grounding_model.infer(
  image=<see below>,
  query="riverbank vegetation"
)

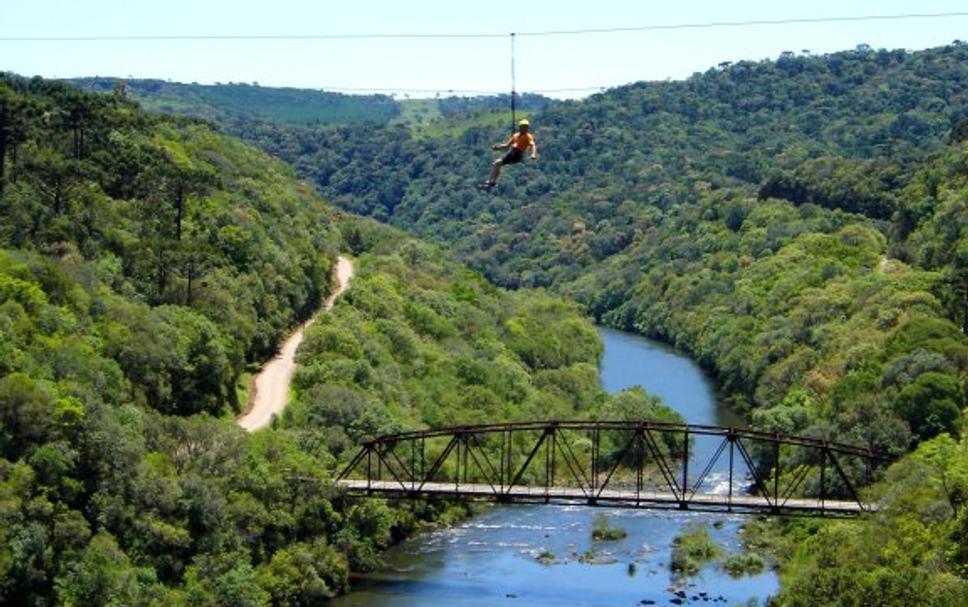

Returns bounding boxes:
[721,552,766,577]
[738,431,968,606]
[591,513,627,541]
[670,523,720,575]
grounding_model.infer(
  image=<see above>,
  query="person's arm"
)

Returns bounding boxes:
[530,138,538,160]
[493,135,513,151]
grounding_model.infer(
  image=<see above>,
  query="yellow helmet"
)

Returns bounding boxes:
[518,119,530,127]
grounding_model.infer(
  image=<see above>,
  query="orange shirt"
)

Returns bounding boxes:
[507,131,534,152]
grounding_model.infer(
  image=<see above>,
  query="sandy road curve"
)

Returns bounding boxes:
[237,256,354,431]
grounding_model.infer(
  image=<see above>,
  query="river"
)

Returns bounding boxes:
[330,327,779,606]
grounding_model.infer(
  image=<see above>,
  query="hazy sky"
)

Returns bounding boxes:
[3,1,967,97]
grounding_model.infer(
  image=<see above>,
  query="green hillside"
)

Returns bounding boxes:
[0,74,629,605]
[70,78,402,125]
[390,98,441,128]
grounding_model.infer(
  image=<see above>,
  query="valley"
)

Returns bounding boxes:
[3,35,968,607]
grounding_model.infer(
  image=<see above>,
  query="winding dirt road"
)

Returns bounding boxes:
[237,256,354,431]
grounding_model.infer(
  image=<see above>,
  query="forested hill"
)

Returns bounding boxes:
[0,75,630,604]
[237,43,968,253]
[70,77,557,128]
[70,77,402,125]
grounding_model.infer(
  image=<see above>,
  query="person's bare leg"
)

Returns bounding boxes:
[487,159,502,185]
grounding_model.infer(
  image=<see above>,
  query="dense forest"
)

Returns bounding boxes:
[12,40,968,605]
[183,43,968,604]
[229,43,968,239]
[0,74,634,605]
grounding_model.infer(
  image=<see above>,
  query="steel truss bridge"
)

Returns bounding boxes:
[335,421,886,517]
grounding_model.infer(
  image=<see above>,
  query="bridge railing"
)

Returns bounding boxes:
[336,421,889,516]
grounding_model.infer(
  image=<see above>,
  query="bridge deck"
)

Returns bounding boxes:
[336,480,871,515]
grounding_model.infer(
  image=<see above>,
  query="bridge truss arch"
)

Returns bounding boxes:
[336,421,887,517]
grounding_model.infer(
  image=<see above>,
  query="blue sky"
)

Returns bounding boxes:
[2,1,967,97]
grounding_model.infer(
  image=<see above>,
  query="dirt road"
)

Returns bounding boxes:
[237,256,354,431]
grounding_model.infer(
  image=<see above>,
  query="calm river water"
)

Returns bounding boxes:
[331,327,779,606]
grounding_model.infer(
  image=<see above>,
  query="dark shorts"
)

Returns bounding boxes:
[501,148,524,165]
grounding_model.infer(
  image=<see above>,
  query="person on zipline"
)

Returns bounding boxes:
[481,119,537,190]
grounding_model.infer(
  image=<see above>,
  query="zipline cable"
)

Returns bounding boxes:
[301,85,607,95]
[517,11,968,37]
[510,32,517,132]
[73,83,606,96]
[3,11,967,42]
[27,10,968,105]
